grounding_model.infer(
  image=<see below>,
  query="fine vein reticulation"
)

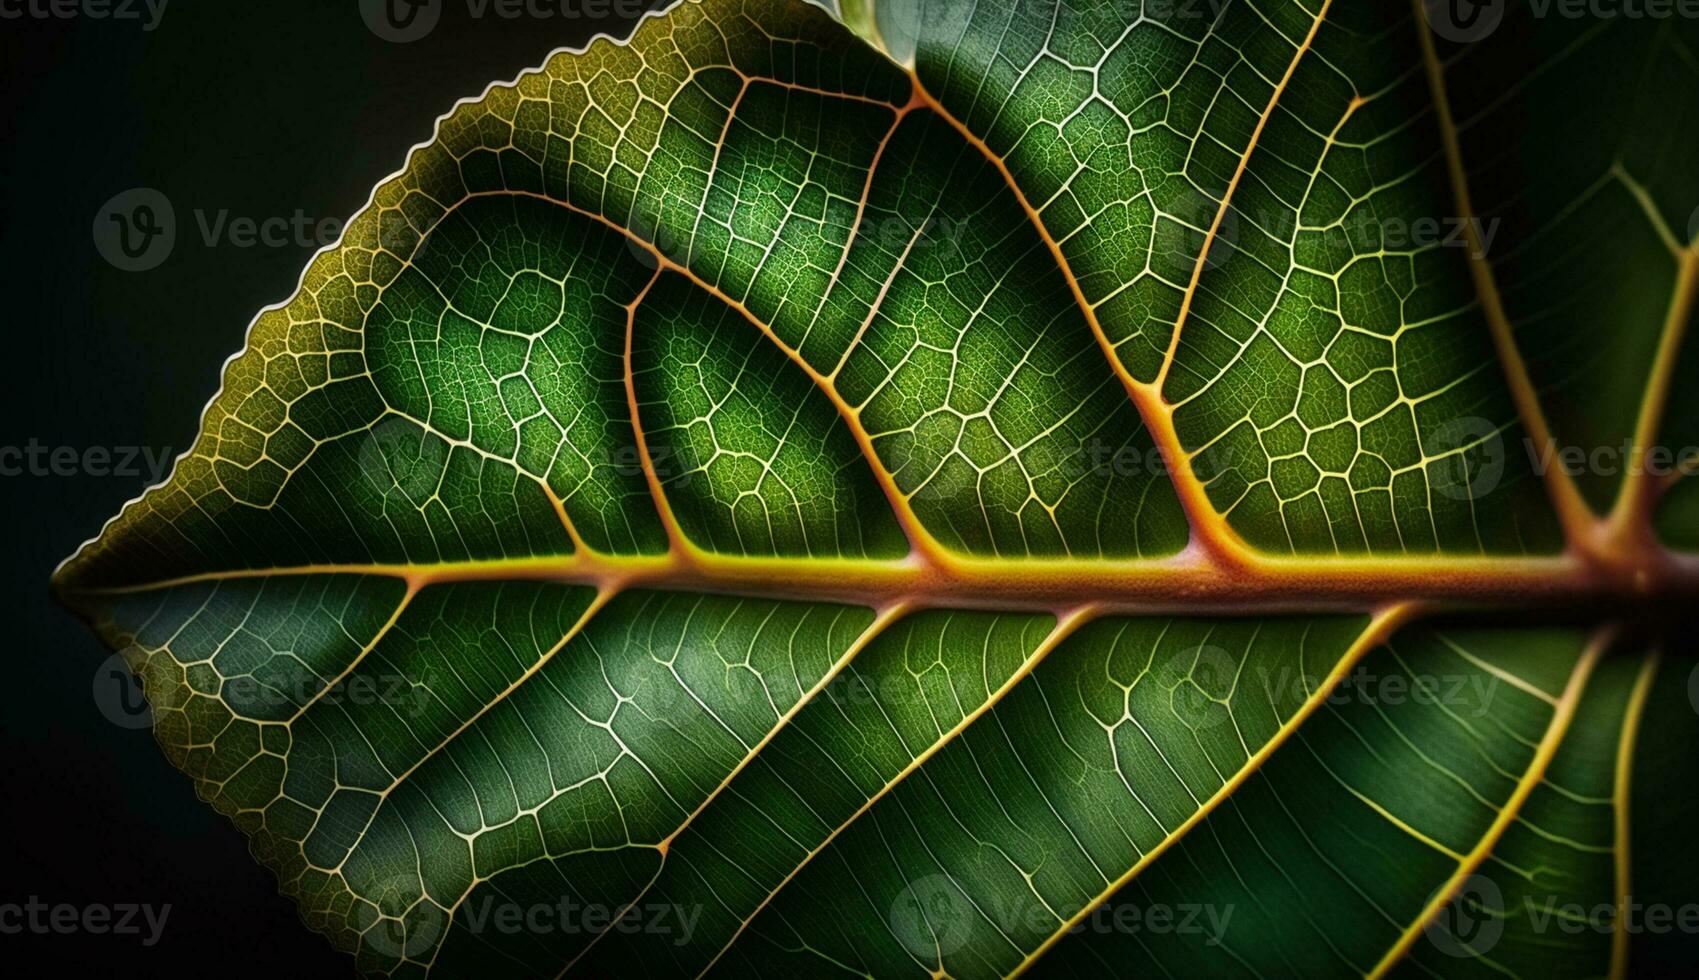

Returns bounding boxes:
[54,0,1699,977]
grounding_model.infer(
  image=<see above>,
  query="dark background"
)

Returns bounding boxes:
[0,1,663,974]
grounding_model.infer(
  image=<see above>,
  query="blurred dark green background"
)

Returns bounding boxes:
[0,1,662,974]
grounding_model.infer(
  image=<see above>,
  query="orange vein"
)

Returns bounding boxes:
[534,189,953,571]
[907,77,1255,570]
[542,483,592,555]
[623,266,695,559]
[1154,0,1336,390]
[821,92,922,377]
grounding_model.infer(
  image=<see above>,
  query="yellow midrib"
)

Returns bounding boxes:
[61,545,1699,615]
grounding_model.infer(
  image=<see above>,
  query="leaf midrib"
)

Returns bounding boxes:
[65,548,1695,614]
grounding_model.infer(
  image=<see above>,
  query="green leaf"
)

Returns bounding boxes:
[55,0,1699,977]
